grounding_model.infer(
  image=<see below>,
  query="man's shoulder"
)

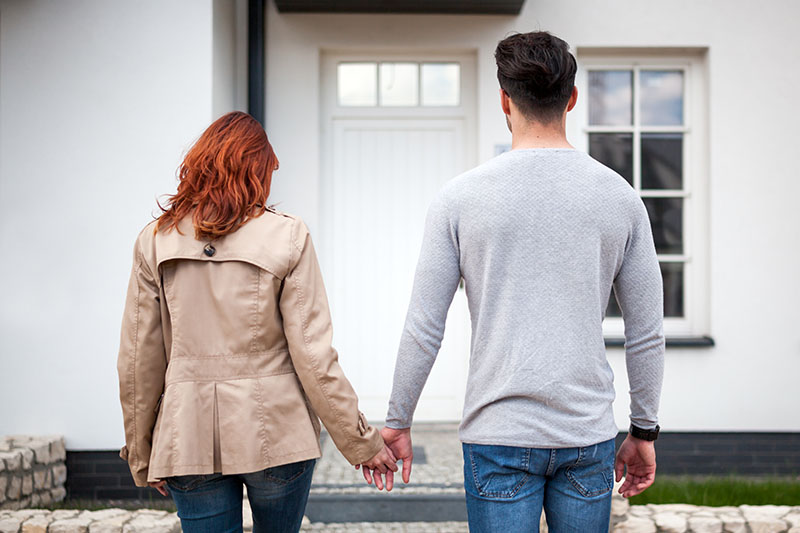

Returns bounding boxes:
[437,154,509,202]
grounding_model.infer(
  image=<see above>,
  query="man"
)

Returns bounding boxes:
[371,32,665,531]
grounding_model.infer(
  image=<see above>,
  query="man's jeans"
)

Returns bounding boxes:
[166,458,316,533]
[463,439,615,533]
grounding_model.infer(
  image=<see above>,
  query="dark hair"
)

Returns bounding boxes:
[495,32,577,123]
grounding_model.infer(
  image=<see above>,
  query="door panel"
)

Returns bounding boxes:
[324,119,469,420]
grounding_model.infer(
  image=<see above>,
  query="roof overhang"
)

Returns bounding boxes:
[274,0,525,15]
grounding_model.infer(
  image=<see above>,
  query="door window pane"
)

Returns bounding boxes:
[661,262,684,317]
[640,70,684,126]
[589,133,633,185]
[380,63,419,106]
[641,133,683,190]
[643,197,683,254]
[589,70,632,126]
[421,63,460,106]
[338,63,377,106]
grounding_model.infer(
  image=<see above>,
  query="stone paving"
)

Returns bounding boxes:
[312,424,464,495]
[3,503,800,532]
[1,424,799,532]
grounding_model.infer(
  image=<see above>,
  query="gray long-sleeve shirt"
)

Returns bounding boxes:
[385,148,665,448]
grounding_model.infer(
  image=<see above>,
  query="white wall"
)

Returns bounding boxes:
[265,0,800,432]
[0,0,221,449]
[1,0,797,452]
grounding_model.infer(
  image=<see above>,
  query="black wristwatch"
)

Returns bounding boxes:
[629,424,660,441]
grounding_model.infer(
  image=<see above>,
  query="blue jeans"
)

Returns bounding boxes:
[166,459,316,533]
[463,439,615,533]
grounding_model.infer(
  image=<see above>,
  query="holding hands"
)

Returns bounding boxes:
[356,427,414,491]
[356,444,398,490]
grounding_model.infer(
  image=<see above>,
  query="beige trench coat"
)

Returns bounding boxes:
[117,208,383,487]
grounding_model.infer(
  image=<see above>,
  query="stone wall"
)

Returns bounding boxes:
[0,436,67,510]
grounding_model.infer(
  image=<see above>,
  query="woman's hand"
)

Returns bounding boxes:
[148,480,169,497]
[355,444,398,491]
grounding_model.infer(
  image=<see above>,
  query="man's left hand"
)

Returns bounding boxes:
[614,435,656,498]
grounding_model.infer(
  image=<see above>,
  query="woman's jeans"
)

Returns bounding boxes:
[463,439,615,533]
[166,458,316,533]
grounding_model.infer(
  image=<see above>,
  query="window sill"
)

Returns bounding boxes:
[604,336,715,348]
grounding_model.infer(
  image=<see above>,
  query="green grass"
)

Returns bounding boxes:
[629,476,800,507]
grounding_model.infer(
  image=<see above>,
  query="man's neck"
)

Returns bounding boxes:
[510,116,573,150]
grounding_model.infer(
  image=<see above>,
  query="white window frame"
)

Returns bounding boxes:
[569,49,709,338]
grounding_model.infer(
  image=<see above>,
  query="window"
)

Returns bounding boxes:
[574,52,709,337]
[337,62,460,107]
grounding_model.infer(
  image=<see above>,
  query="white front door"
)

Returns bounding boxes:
[320,53,476,421]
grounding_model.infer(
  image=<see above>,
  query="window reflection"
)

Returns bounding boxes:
[643,197,683,255]
[641,133,683,190]
[589,70,632,126]
[640,70,684,126]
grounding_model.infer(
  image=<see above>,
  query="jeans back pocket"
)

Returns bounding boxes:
[465,443,531,499]
[565,439,615,498]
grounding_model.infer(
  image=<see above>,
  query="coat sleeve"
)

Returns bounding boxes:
[117,235,167,487]
[279,218,383,465]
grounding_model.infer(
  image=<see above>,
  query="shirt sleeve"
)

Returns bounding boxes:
[613,200,665,430]
[117,235,167,487]
[279,218,383,465]
[386,193,461,429]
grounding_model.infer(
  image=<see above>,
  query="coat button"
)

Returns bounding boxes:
[203,243,216,257]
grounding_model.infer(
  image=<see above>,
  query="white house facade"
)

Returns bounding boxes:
[1,0,798,496]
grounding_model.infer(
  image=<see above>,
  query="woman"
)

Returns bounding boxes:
[117,111,397,533]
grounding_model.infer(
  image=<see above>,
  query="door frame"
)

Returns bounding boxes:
[318,50,477,421]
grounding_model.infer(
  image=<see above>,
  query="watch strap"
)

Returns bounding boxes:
[629,423,660,441]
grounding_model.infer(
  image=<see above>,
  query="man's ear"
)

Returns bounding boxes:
[566,86,578,112]
[500,89,512,116]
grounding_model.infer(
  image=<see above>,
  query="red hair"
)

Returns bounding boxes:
[157,111,278,240]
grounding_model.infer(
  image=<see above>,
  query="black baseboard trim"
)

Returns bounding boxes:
[616,432,800,476]
[66,432,799,500]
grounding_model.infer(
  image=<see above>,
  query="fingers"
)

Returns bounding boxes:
[402,455,412,484]
[373,469,384,491]
[362,465,373,485]
[619,473,655,498]
[355,464,360,470]
[386,469,394,492]
[158,485,169,497]
[614,455,624,483]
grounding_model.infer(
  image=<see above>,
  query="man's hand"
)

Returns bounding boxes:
[148,480,168,497]
[357,444,398,491]
[381,427,413,485]
[614,435,656,498]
